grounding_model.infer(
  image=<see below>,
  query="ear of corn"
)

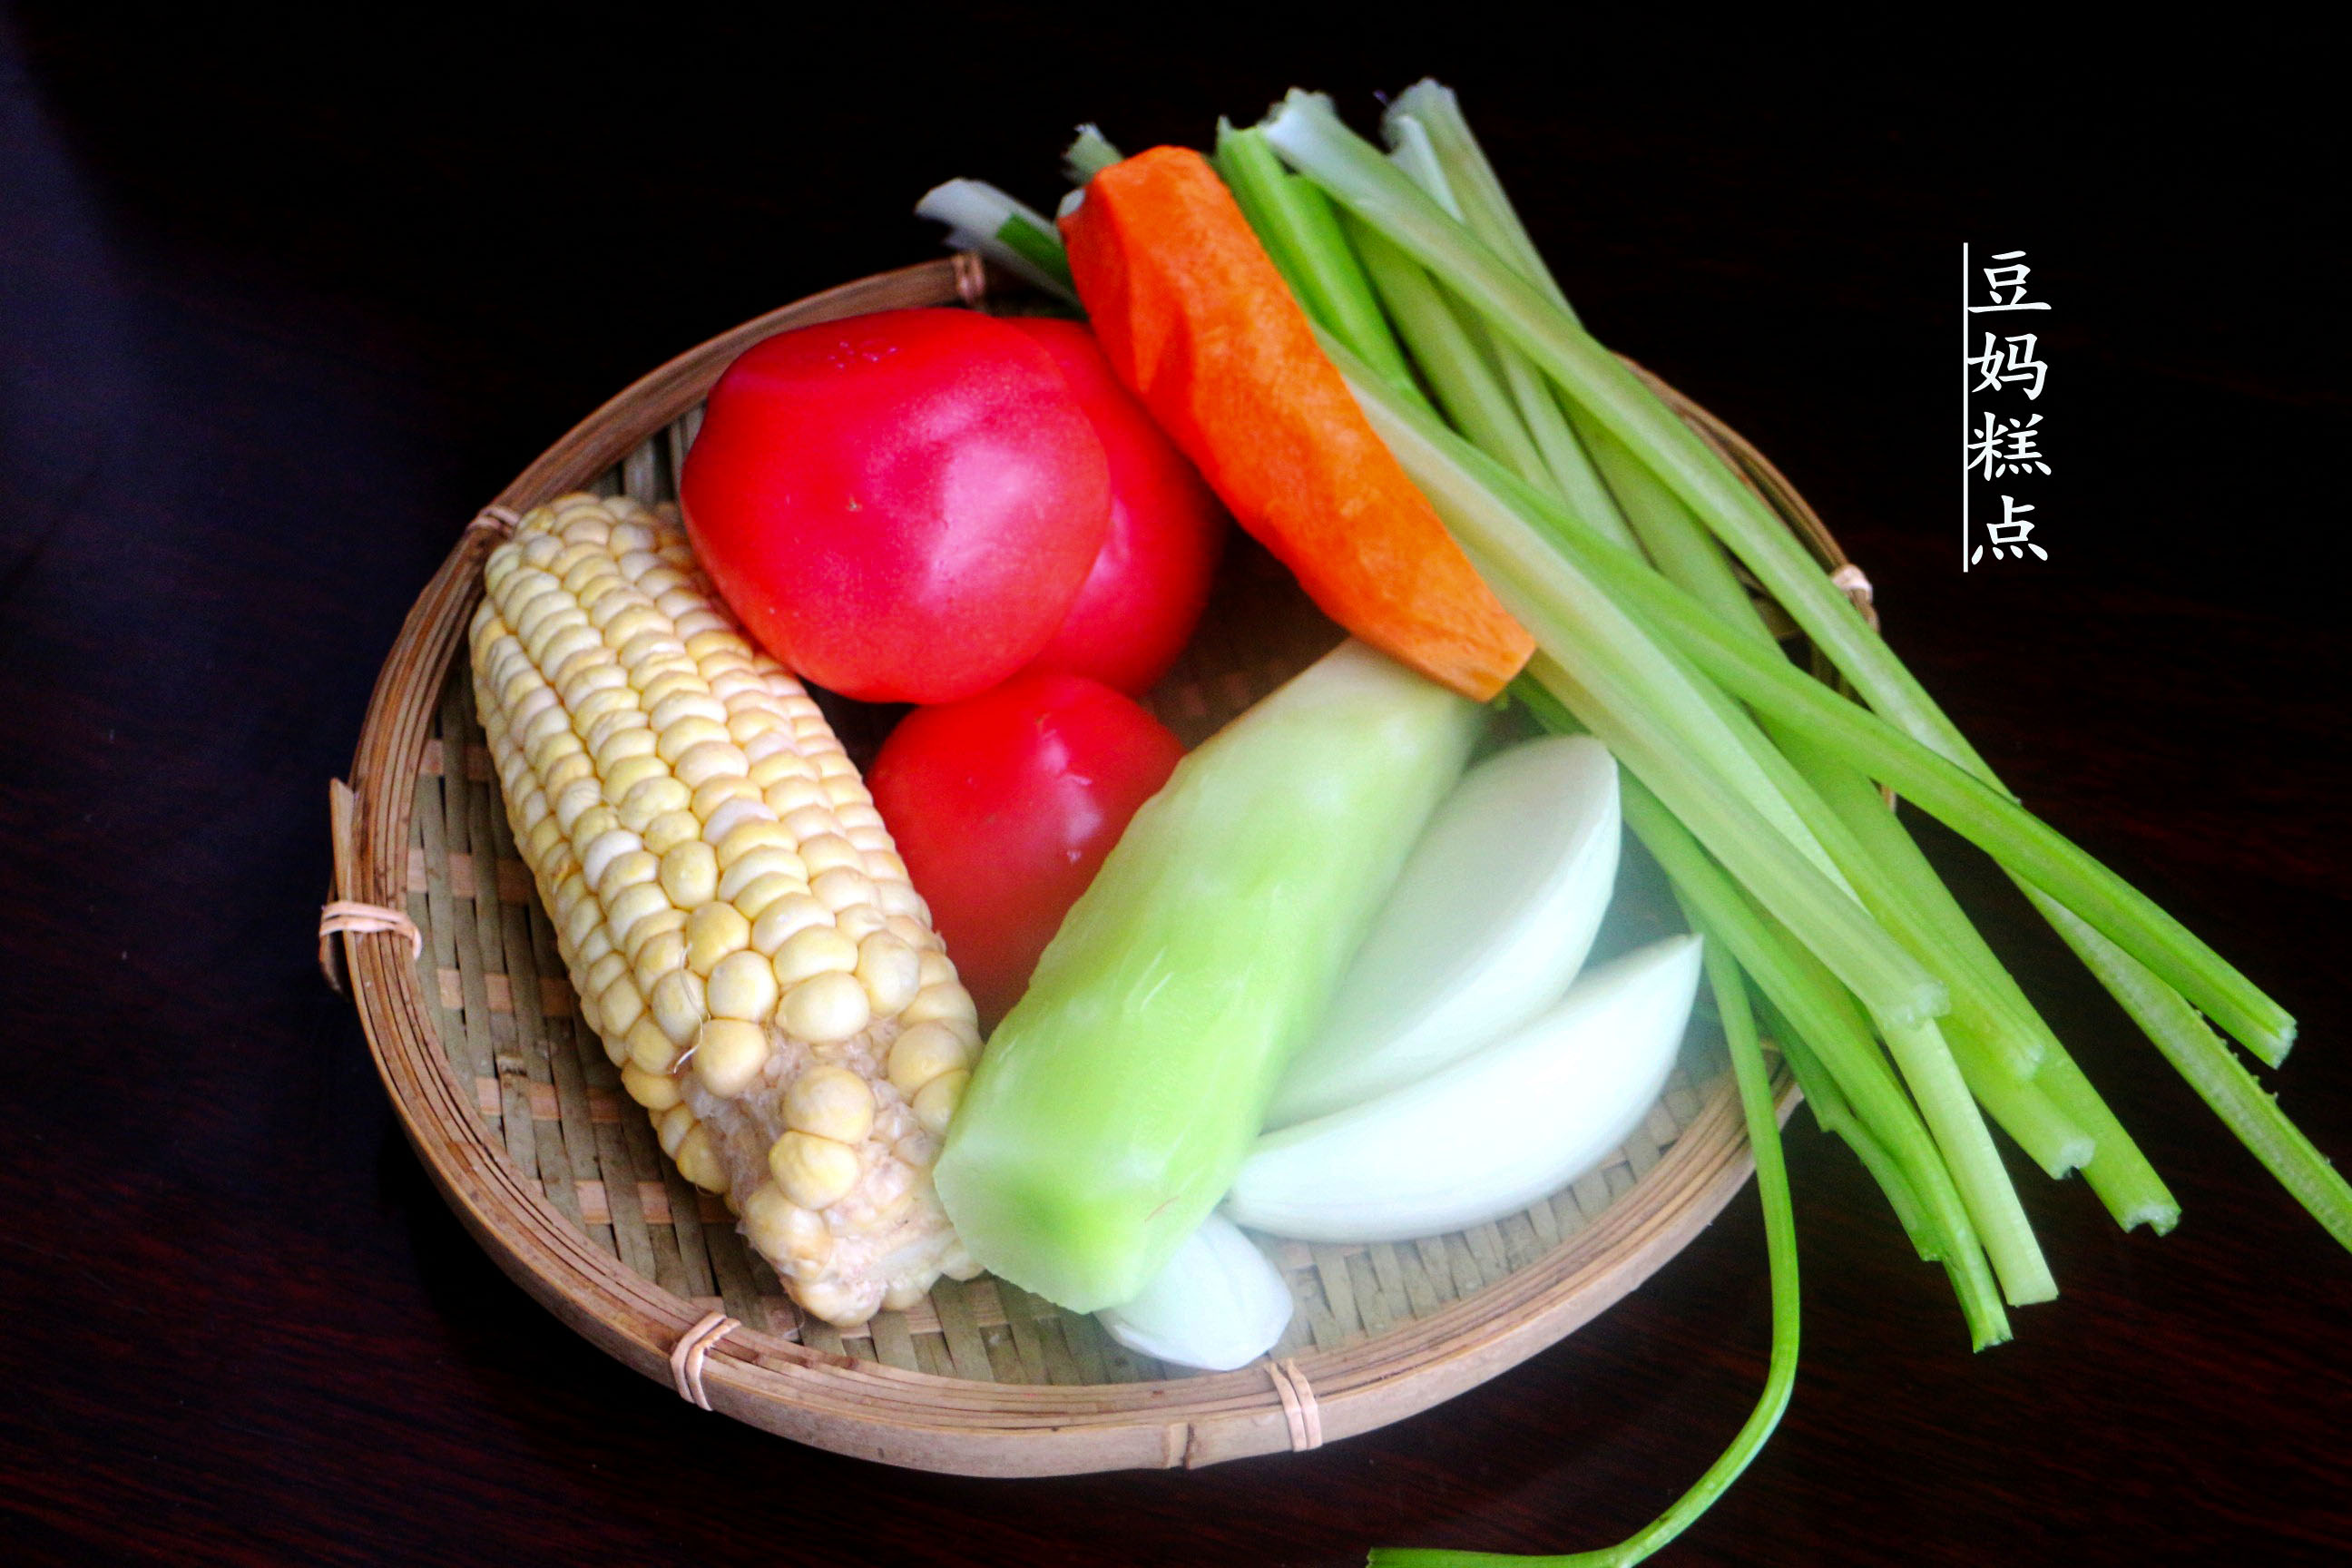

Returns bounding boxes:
[469,493,984,1328]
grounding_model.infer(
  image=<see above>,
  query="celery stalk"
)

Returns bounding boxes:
[1385,81,1570,314]
[1944,1018,2094,1179]
[1346,214,1553,487]
[1338,365,1949,1029]
[1347,361,2289,1072]
[1349,342,2347,1250]
[1760,997,1945,1260]
[1617,771,2007,1349]
[2033,1044,2180,1233]
[1062,122,1124,183]
[933,642,1482,1311]
[2035,902,2349,1250]
[1787,738,2056,1079]
[1508,632,1942,1034]
[1384,114,1641,553]
[1264,92,2294,1062]
[1386,82,1757,596]
[1882,1015,2055,1306]
[1683,666,2058,1084]
[1212,122,1421,400]
[1406,158,2049,1089]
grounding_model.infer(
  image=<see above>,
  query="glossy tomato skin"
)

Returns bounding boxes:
[681,308,1111,704]
[867,672,1186,1024]
[1003,318,1228,695]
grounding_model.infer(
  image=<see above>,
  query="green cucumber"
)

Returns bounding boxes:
[933,640,1482,1311]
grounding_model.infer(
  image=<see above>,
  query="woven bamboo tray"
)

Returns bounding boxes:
[327,256,1863,1476]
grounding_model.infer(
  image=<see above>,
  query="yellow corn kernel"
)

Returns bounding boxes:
[719,845,808,905]
[903,982,979,1034]
[769,1132,859,1210]
[619,906,687,966]
[693,1018,770,1097]
[770,924,858,988]
[781,1064,876,1144]
[641,808,702,856]
[684,902,750,976]
[707,948,779,1022]
[674,1126,730,1193]
[630,926,689,992]
[658,1102,698,1158]
[781,970,870,1044]
[716,818,797,870]
[912,1070,969,1136]
[752,893,834,956]
[658,839,720,907]
[596,975,647,1038]
[811,866,877,914]
[741,1186,832,1265]
[856,933,922,1016]
[621,1060,681,1112]
[624,1015,678,1074]
[887,1021,974,1096]
[648,967,705,1047]
[729,874,801,924]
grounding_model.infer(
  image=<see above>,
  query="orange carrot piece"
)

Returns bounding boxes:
[1061,146,1534,701]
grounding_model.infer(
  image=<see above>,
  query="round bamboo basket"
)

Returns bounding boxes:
[326,256,1868,1477]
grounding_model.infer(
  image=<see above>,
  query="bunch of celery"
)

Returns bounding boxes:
[923,82,2345,1566]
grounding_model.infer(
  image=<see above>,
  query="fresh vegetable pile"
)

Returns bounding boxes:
[917,82,2346,1562]
[466,74,2349,1568]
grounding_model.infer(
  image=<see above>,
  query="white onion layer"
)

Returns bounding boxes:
[1228,934,1700,1243]
[1266,734,1621,1129]
[1097,1213,1294,1372]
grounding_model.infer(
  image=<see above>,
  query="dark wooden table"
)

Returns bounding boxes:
[5,15,2345,1565]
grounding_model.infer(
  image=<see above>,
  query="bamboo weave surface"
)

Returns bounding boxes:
[338,258,1825,1472]
[398,470,1724,1377]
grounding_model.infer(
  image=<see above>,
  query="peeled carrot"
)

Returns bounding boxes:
[1061,146,1534,701]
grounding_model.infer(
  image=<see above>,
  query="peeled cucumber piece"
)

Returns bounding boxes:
[1098,1214,1295,1372]
[1266,733,1621,1128]
[934,641,1483,1312]
[1225,934,1701,1243]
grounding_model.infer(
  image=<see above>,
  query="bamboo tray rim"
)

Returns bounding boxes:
[330,256,1838,1476]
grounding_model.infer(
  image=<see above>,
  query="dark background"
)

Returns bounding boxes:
[3,9,2345,1565]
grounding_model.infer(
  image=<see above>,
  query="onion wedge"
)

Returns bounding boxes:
[1226,934,1700,1243]
[1266,734,1621,1128]
[1098,1214,1295,1372]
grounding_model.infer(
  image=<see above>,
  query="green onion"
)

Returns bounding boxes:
[1370,926,1799,1568]
[911,178,1076,299]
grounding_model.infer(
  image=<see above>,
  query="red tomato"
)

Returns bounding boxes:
[867,673,1186,1024]
[1003,318,1228,695]
[680,308,1111,704]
